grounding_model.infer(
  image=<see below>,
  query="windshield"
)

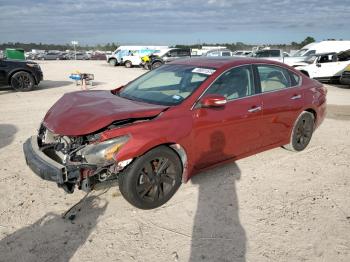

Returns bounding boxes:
[293,48,314,57]
[119,64,214,106]
[303,55,317,64]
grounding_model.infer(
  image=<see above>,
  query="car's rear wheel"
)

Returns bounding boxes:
[10,71,35,92]
[284,111,314,152]
[109,58,117,66]
[124,61,132,68]
[119,146,182,209]
[151,61,163,70]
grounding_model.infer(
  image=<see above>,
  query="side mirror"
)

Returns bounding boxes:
[199,95,227,108]
[316,63,321,67]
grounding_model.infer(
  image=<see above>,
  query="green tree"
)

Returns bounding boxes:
[300,36,315,47]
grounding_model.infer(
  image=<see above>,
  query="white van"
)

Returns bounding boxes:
[107,46,168,66]
[294,49,350,83]
[285,40,350,66]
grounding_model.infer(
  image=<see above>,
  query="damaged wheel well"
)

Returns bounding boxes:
[305,108,317,123]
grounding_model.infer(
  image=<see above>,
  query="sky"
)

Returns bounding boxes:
[0,0,349,45]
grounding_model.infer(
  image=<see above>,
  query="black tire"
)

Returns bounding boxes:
[151,61,163,70]
[119,146,182,209]
[284,111,314,152]
[109,58,117,66]
[124,61,132,68]
[10,71,35,92]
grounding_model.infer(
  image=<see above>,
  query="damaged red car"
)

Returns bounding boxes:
[23,57,326,209]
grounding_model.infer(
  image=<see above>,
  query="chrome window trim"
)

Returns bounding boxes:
[254,62,303,88]
[191,62,303,110]
[191,64,256,110]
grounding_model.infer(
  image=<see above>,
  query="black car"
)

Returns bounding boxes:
[0,59,43,91]
[144,48,191,70]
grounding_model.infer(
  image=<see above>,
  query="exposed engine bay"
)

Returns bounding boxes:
[37,124,132,194]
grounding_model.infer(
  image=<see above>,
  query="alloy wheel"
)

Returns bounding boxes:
[136,157,177,202]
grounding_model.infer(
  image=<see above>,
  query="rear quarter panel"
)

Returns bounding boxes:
[300,76,327,128]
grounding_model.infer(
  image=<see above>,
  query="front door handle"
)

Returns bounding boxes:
[248,106,262,113]
[291,94,302,100]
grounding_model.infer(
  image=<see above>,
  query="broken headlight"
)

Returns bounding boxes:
[80,135,129,166]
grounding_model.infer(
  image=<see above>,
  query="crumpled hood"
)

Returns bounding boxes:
[43,90,168,136]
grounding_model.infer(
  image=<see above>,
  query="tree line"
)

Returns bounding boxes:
[0,42,119,52]
[0,37,315,52]
[175,37,316,52]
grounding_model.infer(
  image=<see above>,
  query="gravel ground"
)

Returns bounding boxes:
[0,60,349,262]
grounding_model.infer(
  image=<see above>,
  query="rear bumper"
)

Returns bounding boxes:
[23,136,66,184]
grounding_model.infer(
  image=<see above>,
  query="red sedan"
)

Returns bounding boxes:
[23,57,327,209]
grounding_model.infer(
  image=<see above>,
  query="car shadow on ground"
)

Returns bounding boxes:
[0,196,107,262]
[0,86,14,95]
[37,80,73,90]
[189,131,246,261]
[0,124,17,149]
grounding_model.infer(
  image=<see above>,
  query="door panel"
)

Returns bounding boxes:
[256,64,304,147]
[0,61,8,83]
[261,88,304,146]
[192,65,263,169]
[192,96,263,169]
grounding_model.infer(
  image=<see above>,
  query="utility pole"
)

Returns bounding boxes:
[71,40,78,60]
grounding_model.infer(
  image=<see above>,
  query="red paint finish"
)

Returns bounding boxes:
[43,58,326,181]
[43,90,168,136]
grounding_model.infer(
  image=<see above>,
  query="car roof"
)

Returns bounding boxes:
[169,57,282,69]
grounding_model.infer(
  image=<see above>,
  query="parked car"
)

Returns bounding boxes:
[294,49,350,83]
[58,52,69,60]
[0,58,43,91]
[90,52,107,60]
[340,64,350,85]
[40,52,62,60]
[23,57,326,209]
[284,40,350,66]
[68,52,90,60]
[232,50,252,56]
[253,49,290,62]
[143,48,191,70]
[205,49,232,57]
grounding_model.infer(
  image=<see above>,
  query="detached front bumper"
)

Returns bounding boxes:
[23,136,66,184]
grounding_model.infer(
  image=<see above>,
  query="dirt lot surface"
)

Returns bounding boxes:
[0,61,349,262]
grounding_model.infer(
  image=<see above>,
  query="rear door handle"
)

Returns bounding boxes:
[248,106,262,113]
[291,94,302,100]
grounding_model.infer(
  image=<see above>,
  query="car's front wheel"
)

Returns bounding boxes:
[284,111,314,152]
[10,71,35,92]
[109,58,117,66]
[119,146,182,209]
[124,61,132,68]
[151,61,163,70]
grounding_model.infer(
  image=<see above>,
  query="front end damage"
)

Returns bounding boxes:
[23,124,132,193]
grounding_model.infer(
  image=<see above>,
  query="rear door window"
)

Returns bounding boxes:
[257,65,291,92]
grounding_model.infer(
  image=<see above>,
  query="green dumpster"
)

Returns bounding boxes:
[5,48,25,60]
